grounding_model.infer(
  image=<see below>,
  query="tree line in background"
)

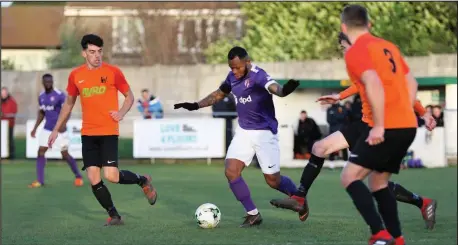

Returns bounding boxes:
[5,2,453,70]
[204,2,457,64]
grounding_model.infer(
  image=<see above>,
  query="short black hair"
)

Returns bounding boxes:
[141,89,149,93]
[81,34,104,49]
[341,4,370,28]
[228,46,248,60]
[42,73,53,79]
[301,110,307,114]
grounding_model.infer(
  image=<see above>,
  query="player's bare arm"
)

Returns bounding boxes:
[267,79,300,97]
[197,89,227,108]
[52,95,77,133]
[174,82,230,111]
[405,72,418,106]
[31,109,45,137]
[361,71,385,127]
[110,89,134,122]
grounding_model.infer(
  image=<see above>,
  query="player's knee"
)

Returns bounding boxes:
[37,147,47,156]
[340,169,360,188]
[224,159,243,181]
[311,141,327,157]
[61,150,69,159]
[368,173,389,192]
[224,167,239,181]
[86,167,102,185]
[264,174,280,189]
[103,168,120,183]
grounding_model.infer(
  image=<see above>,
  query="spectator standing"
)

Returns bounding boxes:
[351,94,362,122]
[293,110,322,159]
[137,89,163,119]
[432,105,444,127]
[1,87,18,159]
[344,101,353,123]
[327,103,347,160]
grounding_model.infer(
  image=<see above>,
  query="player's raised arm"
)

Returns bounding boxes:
[267,79,299,97]
[174,81,230,111]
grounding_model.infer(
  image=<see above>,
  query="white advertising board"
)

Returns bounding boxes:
[133,118,226,159]
[26,119,83,159]
[1,120,9,158]
[409,127,447,168]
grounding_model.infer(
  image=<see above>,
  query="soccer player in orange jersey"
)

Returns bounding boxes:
[338,5,420,244]
[48,34,157,226]
[270,32,438,233]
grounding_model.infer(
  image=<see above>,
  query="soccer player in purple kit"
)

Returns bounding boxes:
[28,74,83,188]
[174,46,303,227]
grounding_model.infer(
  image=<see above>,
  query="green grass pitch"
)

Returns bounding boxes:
[2,162,457,245]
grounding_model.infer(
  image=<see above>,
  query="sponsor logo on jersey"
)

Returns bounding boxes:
[82,85,106,98]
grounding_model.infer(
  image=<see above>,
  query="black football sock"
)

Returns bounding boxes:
[346,180,385,235]
[118,170,147,186]
[91,181,119,217]
[296,154,325,197]
[388,181,423,209]
[373,187,403,238]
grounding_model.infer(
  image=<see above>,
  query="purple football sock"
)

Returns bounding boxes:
[64,155,82,178]
[277,175,298,196]
[229,177,257,212]
[36,156,46,185]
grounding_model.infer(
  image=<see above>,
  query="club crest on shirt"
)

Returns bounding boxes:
[101,76,107,83]
[244,79,250,87]
[50,96,55,101]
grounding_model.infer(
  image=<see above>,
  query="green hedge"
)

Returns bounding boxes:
[12,137,133,159]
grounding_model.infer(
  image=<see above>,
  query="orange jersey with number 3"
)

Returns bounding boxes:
[67,63,130,136]
[344,33,417,129]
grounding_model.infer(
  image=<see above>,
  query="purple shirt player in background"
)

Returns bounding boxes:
[174,46,303,227]
[28,73,83,188]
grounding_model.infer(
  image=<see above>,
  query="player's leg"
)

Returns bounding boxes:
[28,146,48,188]
[29,129,53,188]
[388,181,437,230]
[297,130,350,196]
[99,135,157,206]
[225,128,260,227]
[342,132,394,245]
[369,128,419,245]
[270,130,351,221]
[58,132,83,186]
[254,131,297,197]
[369,172,405,245]
[61,150,83,186]
[82,136,122,226]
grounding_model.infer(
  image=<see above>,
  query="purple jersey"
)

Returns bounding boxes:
[223,65,278,134]
[38,89,66,131]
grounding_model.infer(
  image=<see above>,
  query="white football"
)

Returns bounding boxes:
[195,203,221,229]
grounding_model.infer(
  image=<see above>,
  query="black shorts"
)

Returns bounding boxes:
[81,135,119,171]
[340,121,368,151]
[348,127,417,174]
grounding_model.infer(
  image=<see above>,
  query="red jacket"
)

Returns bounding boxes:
[1,96,18,127]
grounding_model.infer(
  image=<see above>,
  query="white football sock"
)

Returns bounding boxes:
[247,209,259,215]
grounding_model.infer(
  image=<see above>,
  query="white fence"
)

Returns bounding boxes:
[444,109,457,160]
[14,114,457,168]
[25,120,83,159]
[1,120,9,158]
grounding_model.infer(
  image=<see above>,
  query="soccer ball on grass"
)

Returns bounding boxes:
[195,203,221,229]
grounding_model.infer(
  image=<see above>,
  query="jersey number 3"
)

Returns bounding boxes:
[383,48,397,73]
